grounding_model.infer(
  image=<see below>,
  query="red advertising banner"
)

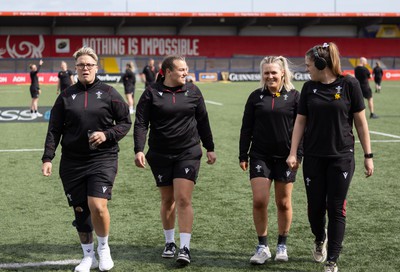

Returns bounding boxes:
[2,70,400,85]
[1,35,400,59]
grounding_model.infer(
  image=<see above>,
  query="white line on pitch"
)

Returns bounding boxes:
[356,140,400,143]
[205,100,223,106]
[0,148,43,152]
[370,131,400,139]
[0,259,80,269]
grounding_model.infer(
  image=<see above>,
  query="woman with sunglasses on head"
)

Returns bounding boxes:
[41,47,131,272]
[134,55,216,266]
[239,56,301,265]
[286,42,374,272]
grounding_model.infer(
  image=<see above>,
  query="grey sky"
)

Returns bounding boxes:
[0,0,399,13]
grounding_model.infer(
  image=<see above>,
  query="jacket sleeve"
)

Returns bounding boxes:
[105,87,132,143]
[194,88,214,152]
[134,89,151,153]
[41,95,65,162]
[239,93,255,162]
[293,90,303,162]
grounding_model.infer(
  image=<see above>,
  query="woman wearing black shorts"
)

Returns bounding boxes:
[287,42,374,272]
[134,55,216,265]
[122,62,136,114]
[239,56,301,264]
[42,47,131,272]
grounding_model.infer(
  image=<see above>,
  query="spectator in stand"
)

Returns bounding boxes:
[141,58,158,88]
[372,61,383,93]
[123,62,137,114]
[29,59,44,118]
[354,57,379,119]
[57,61,74,94]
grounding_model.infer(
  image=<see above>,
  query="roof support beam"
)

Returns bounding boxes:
[51,17,57,35]
[176,17,192,35]
[297,18,320,35]
[114,17,126,35]
[237,17,257,35]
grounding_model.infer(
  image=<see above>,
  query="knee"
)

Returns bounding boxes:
[161,195,175,208]
[253,198,268,210]
[175,194,191,209]
[73,202,93,232]
[276,199,291,212]
[88,199,108,218]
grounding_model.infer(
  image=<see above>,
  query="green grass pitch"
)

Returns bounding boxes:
[0,80,399,271]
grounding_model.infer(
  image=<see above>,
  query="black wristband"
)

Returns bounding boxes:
[364,153,373,158]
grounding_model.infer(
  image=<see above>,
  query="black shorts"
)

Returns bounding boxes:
[146,145,202,187]
[360,84,372,99]
[249,157,297,182]
[374,77,382,85]
[59,156,118,206]
[124,86,135,95]
[30,87,40,98]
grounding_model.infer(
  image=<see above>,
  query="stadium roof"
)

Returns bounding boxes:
[0,12,399,35]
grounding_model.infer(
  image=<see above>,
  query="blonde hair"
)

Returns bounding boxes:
[73,47,98,62]
[259,56,294,91]
[306,42,342,76]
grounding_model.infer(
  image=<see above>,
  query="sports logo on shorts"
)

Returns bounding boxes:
[102,186,108,193]
[158,174,163,183]
[286,170,291,177]
[66,193,72,202]
[343,172,348,179]
[255,165,262,173]
[306,177,311,186]
[185,168,190,174]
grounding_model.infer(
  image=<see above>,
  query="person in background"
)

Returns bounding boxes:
[57,61,74,94]
[372,61,383,93]
[134,55,216,266]
[29,59,44,118]
[354,57,379,118]
[141,58,158,88]
[41,47,131,272]
[123,62,137,114]
[287,42,374,272]
[239,56,301,265]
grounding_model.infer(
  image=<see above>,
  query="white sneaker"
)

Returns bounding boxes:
[250,245,271,264]
[36,112,43,117]
[74,254,98,272]
[313,230,327,263]
[98,246,114,271]
[274,244,288,261]
[129,108,134,114]
[31,112,37,118]
[324,261,338,272]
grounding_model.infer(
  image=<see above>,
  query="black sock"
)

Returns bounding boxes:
[277,235,287,245]
[258,236,267,246]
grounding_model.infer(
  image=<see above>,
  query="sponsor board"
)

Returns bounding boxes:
[0,107,52,122]
[228,72,260,82]
[199,73,218,82]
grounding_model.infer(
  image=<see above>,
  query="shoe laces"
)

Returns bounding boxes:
[255,245,267,254]
[315,241,324,253]
[165,242,176,252]
[325,261,337,272]
[179,246,190,258]
[276,244,286,254]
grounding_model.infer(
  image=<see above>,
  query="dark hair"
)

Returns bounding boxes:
[306,42,342,76]
[156,55,186,82]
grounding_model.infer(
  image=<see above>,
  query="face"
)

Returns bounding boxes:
[166,60,188,86]
[305,56,319,81]
[30,64,37,71]
[60,62,67,70]
[75,55,98,85]
[262,63,283,92]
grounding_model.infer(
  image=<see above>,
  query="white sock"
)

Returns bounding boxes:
[179,233,191,249]
[163,229,175,244]
[81,242,95,256]
[97,235,109,250]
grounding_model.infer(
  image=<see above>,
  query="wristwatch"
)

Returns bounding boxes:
[364,153,373,158]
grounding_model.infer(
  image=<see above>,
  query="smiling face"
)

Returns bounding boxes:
[164,59,188,87]
[262,62,283,92]
[75,55,98,85]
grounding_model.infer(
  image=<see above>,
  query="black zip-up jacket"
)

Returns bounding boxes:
[42,78,132,162]
[30,64,41,90]
[134,82,214,154]
[239,87,302,162]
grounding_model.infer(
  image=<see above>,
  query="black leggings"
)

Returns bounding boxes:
[303,155,355,262]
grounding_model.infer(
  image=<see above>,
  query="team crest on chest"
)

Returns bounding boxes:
[158,92,163,96]
[96,91,102,99]
[71,94,77,100]
[313,89,318,94]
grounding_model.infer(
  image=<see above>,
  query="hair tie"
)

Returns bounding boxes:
[322,43,329,48]
[159,69,164,76]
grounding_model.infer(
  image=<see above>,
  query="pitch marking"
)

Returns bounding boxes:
[205,100,223,106]
[0,259,80,269]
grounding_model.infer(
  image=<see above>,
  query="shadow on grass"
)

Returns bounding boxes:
[0,243,316,271]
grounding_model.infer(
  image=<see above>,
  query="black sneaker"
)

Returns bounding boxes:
[176,246,191,265]
[370,113,379,119]
[162,242,176,258]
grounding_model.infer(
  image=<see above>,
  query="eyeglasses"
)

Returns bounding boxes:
[76,63,97,70]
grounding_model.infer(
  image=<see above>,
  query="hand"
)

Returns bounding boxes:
[364,158,374,178]
[286,155,300,170]
[88,131,106,148]
[39,59,44,65]
[240,161,248,171]
[135,152,146,168]
[206,151,216,165]
[42,162,52,176]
